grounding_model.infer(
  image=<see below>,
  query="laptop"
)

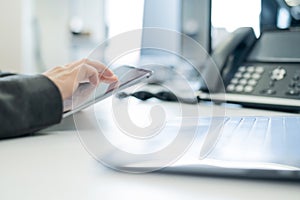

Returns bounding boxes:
[72,59,299,180]
[162,115,300,179]
[116,115,300,179]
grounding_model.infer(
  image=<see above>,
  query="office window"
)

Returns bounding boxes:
[105,0,144,38]
[211,0,261,49]
[104,0,144,65]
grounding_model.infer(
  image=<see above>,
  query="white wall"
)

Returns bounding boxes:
[0,0,70,73]
[0,0,106,73]
[34,0,71,72]
[22,0,36,73]
[34,0,105,71]
[69,0,106,61]
[0,1,23,73]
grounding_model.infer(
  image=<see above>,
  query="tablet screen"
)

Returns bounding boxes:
[63,66,152,118]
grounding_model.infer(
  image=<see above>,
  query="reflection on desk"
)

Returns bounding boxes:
[0,98,299,200]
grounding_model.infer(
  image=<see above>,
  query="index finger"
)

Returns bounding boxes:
[65,58,115,77]
[85,59,114,77]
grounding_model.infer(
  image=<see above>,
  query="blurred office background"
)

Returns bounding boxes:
[0,0,143,74]
[0,0,296,74]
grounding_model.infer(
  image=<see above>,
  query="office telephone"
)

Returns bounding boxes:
[199,27,300,111]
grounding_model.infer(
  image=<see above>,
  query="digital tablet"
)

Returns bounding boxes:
[63,66,153,118]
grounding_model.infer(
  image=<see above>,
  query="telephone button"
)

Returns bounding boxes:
[235,85,244,92]
[239,79,248,85]
[261,89,276,95]
[271,67,286,81]
[226,84,235,92]
[238,66,246,72]
[235,72,243,78]
[286,89,300,96]
[248,79,257,86]
[247,66,255,73]
[289,82,296,88]
[243,73,251,79]
[293,75,300,81]
[269,81,275,87]
[255,66,264,74]
[230,78,239,84]
[244,85,254,93]
[251,73,261,80]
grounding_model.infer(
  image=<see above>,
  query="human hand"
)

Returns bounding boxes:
[43,58,118,100]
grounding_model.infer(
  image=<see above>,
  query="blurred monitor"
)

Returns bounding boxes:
[140,0,212,67]
[140,0,182,66]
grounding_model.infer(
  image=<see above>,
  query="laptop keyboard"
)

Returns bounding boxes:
[202,116,300,167]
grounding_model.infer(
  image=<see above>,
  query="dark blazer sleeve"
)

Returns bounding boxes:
[0,74,63,139]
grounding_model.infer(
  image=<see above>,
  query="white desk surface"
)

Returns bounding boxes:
[0,98,299,200]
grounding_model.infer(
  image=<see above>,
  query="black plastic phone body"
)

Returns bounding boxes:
[201,27,300,111]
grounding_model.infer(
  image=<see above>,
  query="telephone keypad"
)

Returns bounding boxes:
[226,63,300,99]
[227,65,265,93]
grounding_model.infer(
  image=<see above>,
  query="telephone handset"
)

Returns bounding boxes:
[202,27,256,93]
[200,27,300,111]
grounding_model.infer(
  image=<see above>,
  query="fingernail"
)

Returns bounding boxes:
[102,69,114,77]
[105,75,118,80]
